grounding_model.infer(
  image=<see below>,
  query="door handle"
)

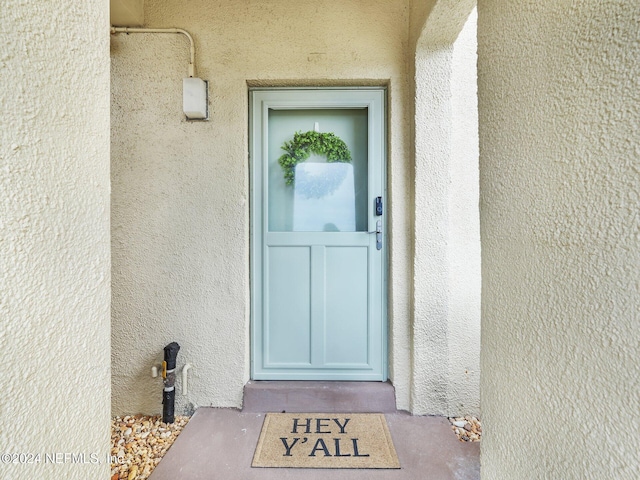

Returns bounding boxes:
[368,220,382,250]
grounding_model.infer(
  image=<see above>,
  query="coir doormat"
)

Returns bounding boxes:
[252,413,400,469]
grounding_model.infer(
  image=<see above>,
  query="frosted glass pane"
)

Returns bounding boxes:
[293,162,355,231]
[268,109,368,232]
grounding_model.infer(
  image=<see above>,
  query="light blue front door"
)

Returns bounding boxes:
[250,89,386,380]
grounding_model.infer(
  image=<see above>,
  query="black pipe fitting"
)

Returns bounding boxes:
[162,342,180,424]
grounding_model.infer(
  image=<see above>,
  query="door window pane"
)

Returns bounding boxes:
[268,109,368,232]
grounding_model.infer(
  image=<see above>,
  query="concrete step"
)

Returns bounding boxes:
[242,381,397,413]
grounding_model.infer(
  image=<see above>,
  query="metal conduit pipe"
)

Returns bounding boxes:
[110,27,197,77]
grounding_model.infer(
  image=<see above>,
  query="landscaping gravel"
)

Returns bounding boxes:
[448,416,482,442]
[111,415,189,480]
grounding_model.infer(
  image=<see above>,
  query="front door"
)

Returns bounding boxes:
[250,89,386,380]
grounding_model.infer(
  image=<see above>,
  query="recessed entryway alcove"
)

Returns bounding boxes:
[109,0,480,420]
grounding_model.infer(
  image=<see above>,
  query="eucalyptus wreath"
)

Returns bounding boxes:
[278,130,352,186]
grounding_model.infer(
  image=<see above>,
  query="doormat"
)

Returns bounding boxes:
[252,413,400,469]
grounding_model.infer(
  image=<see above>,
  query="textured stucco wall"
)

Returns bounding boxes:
[478,1,640,477]
[409,0,436,50]
[1,1,111,479]
[448,8,480,415]
[412,2,480,416]
[111,0,413,414]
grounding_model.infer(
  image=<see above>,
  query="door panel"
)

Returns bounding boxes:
[324,246,369,366]
[266,246,311,366]
[251,89,386,380]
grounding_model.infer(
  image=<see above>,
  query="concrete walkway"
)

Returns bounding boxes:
[148,408,480,480]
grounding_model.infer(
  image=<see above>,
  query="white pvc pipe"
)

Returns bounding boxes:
[110,27,196,77]
[182,363,192,395]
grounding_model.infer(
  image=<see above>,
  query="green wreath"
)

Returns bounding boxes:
[278,130,352,186]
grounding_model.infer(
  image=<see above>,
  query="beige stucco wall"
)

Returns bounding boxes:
[1,1,111,479]
[412,2,480,416]
[111,0,415,414]
[448,8,480,415]
[478,0,640,477]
